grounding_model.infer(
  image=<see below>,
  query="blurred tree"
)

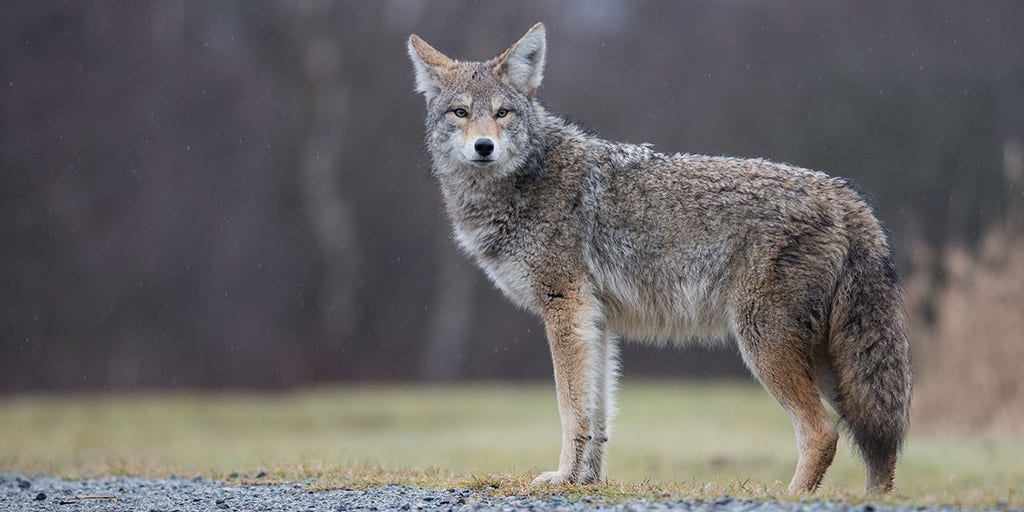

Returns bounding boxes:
[1,0,1022,391]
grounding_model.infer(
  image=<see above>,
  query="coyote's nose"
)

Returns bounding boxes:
[474,138,494,158]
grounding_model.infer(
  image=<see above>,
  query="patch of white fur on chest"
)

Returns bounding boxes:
[478,253,537,312]
[452,224,485,257]
[451,219,537,312]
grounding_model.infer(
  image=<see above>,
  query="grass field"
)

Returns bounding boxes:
[1,381,1021,508]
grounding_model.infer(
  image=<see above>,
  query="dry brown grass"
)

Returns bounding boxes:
[907,225,1024,434]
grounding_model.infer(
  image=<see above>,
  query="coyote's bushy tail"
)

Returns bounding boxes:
[828,233,912,492]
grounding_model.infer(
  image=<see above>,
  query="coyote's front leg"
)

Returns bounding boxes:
[578,331,617,483]
[531,286,604,487]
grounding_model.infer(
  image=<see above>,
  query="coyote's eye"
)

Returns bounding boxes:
[496,108,510,118]
[452,108,468,118]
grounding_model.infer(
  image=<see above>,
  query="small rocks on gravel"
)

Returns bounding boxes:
[0,473,979,512]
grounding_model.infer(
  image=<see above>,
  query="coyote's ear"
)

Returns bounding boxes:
[492,23,546,98]
[407,34,454,101]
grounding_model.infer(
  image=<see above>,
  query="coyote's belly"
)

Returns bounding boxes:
[585,242,735,344]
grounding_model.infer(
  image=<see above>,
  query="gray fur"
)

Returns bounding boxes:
[408,23,911,493]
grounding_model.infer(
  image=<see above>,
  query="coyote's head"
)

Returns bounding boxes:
[407,23,546,178]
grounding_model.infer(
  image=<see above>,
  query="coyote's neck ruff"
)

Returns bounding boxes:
[408,23,911,494]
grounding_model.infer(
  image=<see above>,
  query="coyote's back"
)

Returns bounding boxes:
[408,22,911,494]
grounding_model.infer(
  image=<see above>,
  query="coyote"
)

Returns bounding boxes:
[406,23,911,493]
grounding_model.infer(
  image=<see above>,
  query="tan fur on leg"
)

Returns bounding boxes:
[739,335,838,493]
[532,283,604,486]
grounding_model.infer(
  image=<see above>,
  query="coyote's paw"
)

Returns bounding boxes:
[530,470,572,487]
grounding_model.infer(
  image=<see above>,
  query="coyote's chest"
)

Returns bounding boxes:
[479,253,536,311]
[453,221,538,311]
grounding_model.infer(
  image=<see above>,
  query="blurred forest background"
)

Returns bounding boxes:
[1,1,1021,431]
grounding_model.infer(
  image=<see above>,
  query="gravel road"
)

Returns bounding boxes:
[0,473,987,512]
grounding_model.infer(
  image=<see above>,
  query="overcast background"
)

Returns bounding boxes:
[2,1,1022,397]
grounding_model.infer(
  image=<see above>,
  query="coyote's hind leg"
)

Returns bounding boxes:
[736,304,838,493]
